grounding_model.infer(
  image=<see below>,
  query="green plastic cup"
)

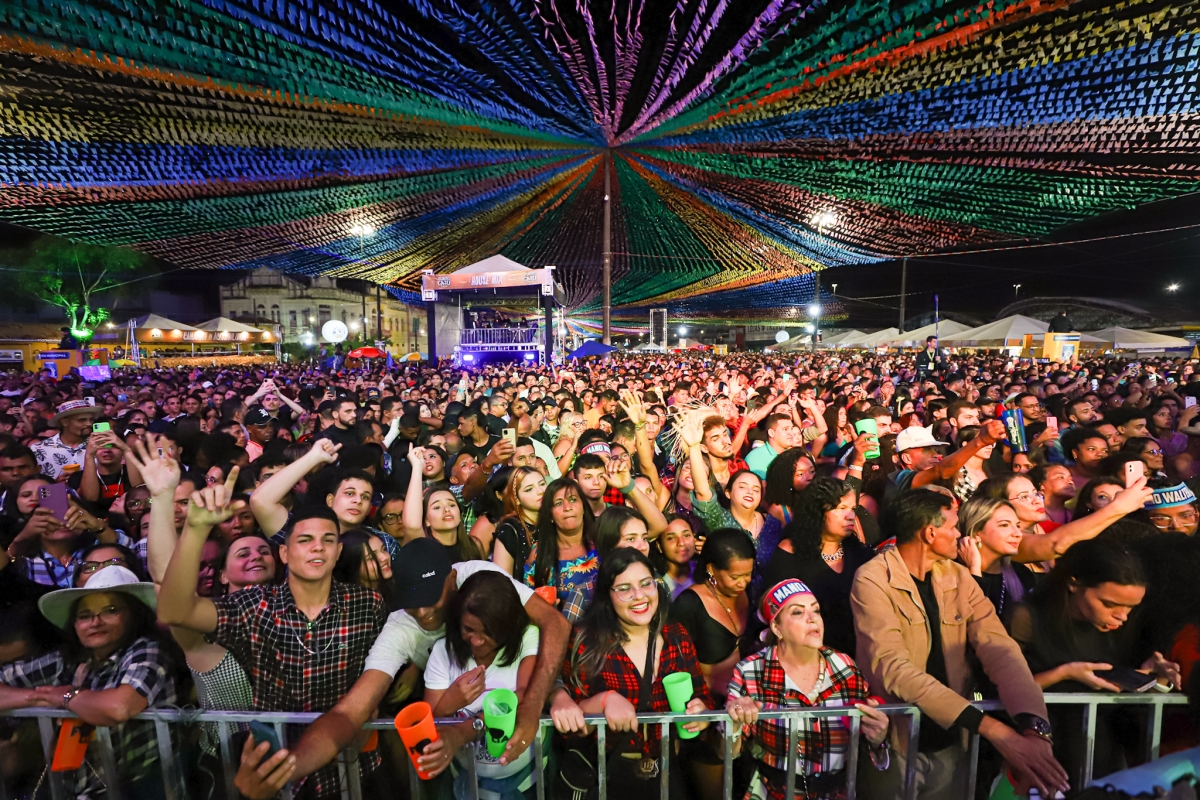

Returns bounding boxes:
[482,688,519,758]
[854,418,880,459]
[662,672,699,740]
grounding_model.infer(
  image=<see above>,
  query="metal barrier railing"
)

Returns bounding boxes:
[459,328,539,345]
[1,693,1187,800]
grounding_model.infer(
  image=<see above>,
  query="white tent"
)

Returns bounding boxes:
[943,315,1048,345]
[128,314,198,331]
[849,328,900,347]
[451,254,533,273]
[1087,327,1192,350]
[820,330,866,348]
[195,317,261,333]
[885,320,970,347]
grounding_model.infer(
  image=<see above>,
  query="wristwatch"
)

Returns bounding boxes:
[62,687,81,710]
[1013,714,1053,744]
[471,715,485,744]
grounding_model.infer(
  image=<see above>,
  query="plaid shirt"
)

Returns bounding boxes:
[728,646,885,795]
[448,482,478,531]
[728,456,750,475]
[213,580,387,798]
[602,486,626,506]
[20,531,137,588]
[0,636,176,797]
[563,622,713,756]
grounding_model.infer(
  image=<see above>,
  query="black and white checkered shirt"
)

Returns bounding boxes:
[0,636,176,797]
[213,580,387,798]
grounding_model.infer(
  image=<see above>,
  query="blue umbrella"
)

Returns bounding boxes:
[568,340,616,360]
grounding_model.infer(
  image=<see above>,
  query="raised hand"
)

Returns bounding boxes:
[618,389,645,426]
[306,438,341,466]
[186,466,244,531]
[126,434,181,498]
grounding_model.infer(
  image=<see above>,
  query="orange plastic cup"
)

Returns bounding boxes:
[52,720,94,772]
[394,702,439,780]
[534,585,557,605]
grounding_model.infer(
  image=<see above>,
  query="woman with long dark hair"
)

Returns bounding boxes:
[423,571,540,799]
[669,529,755,701]
[334,527,400,611]
[763,448,817,525]
[493,466,547,577]
[548,549,712,798]
[404,447,483,562]
[595,505,651,559]
[760,478,874,657]
[524,477,597,622]
[1011,537,1179,783]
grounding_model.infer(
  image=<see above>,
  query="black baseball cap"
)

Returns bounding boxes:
[395,538,454,609]
[244,406,271,426]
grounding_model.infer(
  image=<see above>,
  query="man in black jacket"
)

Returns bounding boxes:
[916,335,943,380]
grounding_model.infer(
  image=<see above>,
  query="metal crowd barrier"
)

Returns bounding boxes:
[1,693,1187,800]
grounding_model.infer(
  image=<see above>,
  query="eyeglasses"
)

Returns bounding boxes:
[75,605,122,625]
[380,512,402,525]
[125,500,150,511]
[1008,491,1044,505]
[1149,510,1198,530]
[611,577,657,602]
[80,557,126,574]
[1145,449,1164,456]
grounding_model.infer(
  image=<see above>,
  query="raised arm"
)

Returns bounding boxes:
[461,438,515,503]
[1015,478,1153,562]
[619,391,667,506]
[606,457,667,537]
[502,592,571,765]
[157,468,244,633]
[680,413,711,503]
[402,446,428,540]
[912,419,1004,488]
[126,435,181,584]
[248,439,340,536]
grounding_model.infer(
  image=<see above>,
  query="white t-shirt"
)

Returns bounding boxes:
[363,561,535,676]
[424,626,539,792]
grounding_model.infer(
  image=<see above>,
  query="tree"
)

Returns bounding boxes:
[15,238,148,340]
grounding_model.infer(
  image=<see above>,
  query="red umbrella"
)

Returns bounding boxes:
[348,346,386,359]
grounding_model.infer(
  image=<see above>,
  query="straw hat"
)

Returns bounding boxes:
[50,397,99,428]
[38,566,157,629]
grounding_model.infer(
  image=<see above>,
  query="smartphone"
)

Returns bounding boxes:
[1090,378,1099,391]
[1093,666,1157,693]
[502,428,517,446]
[92,422,111,434]
[1186,397,1197,409]
[1125,460,1145,488]
[248,721,282,757]
[38,484,70,521]
[117,394,127,403]
[1045,416,1057,431]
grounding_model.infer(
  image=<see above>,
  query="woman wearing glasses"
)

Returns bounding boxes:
[1121,437,1168,478]
[973,474,1152,566]
[0,566,178,799]
[549,549,712,798]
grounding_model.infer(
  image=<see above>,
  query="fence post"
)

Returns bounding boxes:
[35,717,66,800]
[965,731,981,799]
[722,720,734,800]
[903,709,921,800]
[785,715,799,800]
[1146,697,1165,762]
[217,721,238,800]
[597,722,607,800]
[274,722,293,800]
[659,721,670,800]
[154,718,181,800]
[1080,700,1097,787]
[533,721,546,800]
[93,726,123,800]
[845,711,861,800]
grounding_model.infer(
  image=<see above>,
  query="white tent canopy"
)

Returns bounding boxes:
[821,330,866,348]
[886,320,971,346]
[450,254,532,274]
[128,314,198,331]
[844,328,899,346]
[1087,327,1192,350]
[195,317,261,333]
[943,315,1048,345]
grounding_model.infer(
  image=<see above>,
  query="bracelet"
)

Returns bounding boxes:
[618,482,636,496]
[848,465,863,473]
[600,690,614,710]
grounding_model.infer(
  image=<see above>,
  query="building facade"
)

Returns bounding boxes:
[220,268,426,352]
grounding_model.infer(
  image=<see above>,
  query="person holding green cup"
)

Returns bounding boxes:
[423,571,541,797]
[662,672,700,739]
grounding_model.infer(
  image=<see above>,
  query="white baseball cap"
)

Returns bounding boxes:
[895,425,949,453]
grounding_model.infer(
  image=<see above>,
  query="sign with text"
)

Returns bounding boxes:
[422,269,552,293]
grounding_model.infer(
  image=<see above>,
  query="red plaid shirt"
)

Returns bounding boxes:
[728,646,881,796]
[564,622,713,756]
[728,456,750,475]
[603,486,627,506]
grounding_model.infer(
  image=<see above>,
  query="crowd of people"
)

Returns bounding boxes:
[2,338,1200,800]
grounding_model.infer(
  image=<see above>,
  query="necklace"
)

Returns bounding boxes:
[821,547,844,563]
[707,579,742,634]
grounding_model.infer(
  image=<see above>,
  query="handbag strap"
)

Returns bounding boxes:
[635,624,658,713]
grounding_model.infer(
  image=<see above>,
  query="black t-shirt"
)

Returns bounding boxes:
[494,517,533,579]
[668,587,739,665]
[972,563,1036,629]
[760,535,874,658]
[313,425,358,450]
[460,434,499,463]
[913,573,957,752]
[67,467,130,512]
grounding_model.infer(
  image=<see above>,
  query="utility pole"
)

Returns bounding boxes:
[898,257,908,333]
[376,284,383,342]
[811,268,820,352]
[602,150,612,345]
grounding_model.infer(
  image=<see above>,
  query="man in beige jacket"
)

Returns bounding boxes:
[852,489,1069,799]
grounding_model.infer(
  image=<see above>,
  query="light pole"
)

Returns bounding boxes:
[349,223,376,346]
[809,210,838,351]
[1013,283,1022,299]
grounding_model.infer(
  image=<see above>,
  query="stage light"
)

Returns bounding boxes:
[1168,283,1181,293]
[808,304,821,316]
[523,352,536,361]
[462,354,475,363]
[349,223,376,237]
[809,211,838,231]
[678,326,688,335]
